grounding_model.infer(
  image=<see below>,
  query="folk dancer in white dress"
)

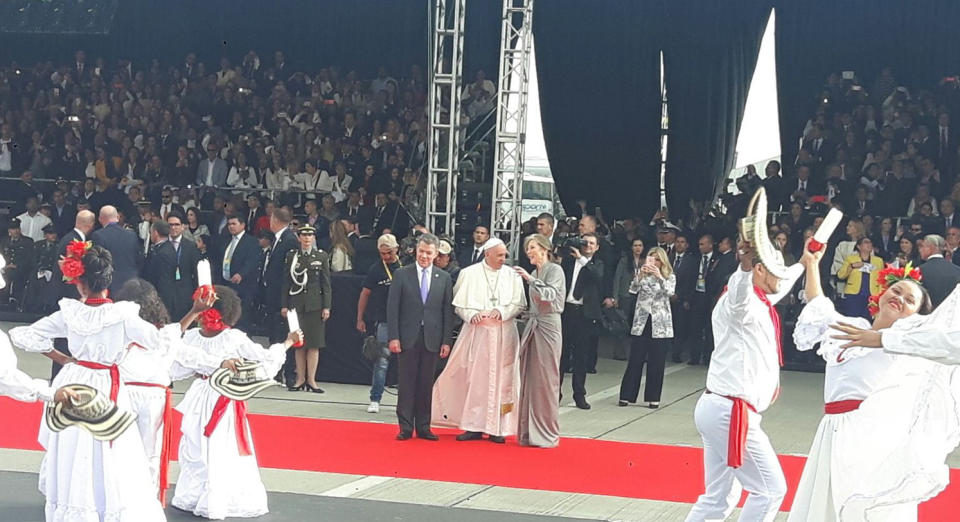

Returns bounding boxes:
[788,241,933,522]
[686,238,802,522]
[828,282,960,520]
[115,278,229,505]
[171,285,302,520]
[8,244,167,522]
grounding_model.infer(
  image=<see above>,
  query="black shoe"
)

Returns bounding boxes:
[456,431,483,441]
[488,435,506,444]
[287,383,305,392]
[587,368,597,374]
[417,430,439,441]
[305,383,325,394]
[671,354,683,363]
[574,397,591,410]
[648,402,660,409]
[687,358,701,366]
[617,400,629,407]
[396,431,413,441]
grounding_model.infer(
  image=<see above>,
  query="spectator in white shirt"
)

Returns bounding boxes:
[16,197,53,242]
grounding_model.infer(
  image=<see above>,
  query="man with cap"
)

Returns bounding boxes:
[656,222,680,265]
[434,237,461,284]
[1,218,34,309]
[686,236,801,522]
[26,224,59,313]
[357,233,403,413]
[17,196,53,242]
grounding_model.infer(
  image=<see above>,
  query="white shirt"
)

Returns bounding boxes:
[566,256,591,305]
[206,160,215,186]
[0,139,11,172]
[795,296,899,403]
[706,268,786,412]
[73,228,86,242]
[0,333,54,402]
[17,212,52,242]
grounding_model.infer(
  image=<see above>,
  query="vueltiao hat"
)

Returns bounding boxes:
[208,359,275,401]
[44,384,136,441]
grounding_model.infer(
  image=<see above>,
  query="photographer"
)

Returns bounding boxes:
[560,233,605,410]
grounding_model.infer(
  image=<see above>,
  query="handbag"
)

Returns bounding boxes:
[598,307,630,338]
[362,335,382,361]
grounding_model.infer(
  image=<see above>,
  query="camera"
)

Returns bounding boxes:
[555,233,586,251]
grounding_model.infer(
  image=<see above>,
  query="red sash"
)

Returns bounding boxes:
[824,399,863,415]
[75,361,120,403]
[127,382,173,505]
[203,396,253,456]
[707,390,757,468]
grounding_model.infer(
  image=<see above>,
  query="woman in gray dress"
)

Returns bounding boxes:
[513,234,566,448]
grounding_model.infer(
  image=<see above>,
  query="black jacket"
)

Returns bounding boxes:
[169,237,203,319]
[144,240,178,316]
[920,256,960,307]
[562,255,605,320]
[673,251,699,304]
[91,222,142,295]
[215,231,260,298]
[710,250,738,298]
[261,228,299,312]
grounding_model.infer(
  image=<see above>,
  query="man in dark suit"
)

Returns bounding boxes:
[91,205,141,295]
[338,191,372,231]
[458,225,490,268]
[244,194,265,231]
[762,160,786,212]
[352,220,379,275]
[560,233,604,410]
[166,212,202,319]
[685,234,720,365]
[784,165,821,204]
[218,215,260,330]
[919,235,960,307]
[947,227,960,267]
[51,209,96,379]
[50,189,76,238]
[935,199,960,236]
[259,208,299,384]
[143,221,178,315]
[386,233,454,441]
[671,234,698,362]
[711,236,739,294]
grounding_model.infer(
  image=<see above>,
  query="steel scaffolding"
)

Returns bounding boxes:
[490,0,535,254]
[425,0,466,237]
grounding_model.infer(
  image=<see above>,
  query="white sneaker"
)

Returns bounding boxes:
[367,401,380,413]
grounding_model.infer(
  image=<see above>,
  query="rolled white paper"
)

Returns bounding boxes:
[813,208,844,244]
[287,308,300,333]
[197,259,212,287]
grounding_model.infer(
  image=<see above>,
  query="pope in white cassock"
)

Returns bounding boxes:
[432,238,526,443]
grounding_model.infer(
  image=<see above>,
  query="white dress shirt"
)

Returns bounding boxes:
[17,212,52,242]
[566,256,591,305]
[0,139,11,172]
[706,268,785,412]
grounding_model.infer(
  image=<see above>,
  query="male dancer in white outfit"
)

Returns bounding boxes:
[686,239,799,522]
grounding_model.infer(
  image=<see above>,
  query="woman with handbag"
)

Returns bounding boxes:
[618,246,675,408]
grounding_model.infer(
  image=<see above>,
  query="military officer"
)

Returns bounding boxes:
[1,219,35,309]
[280,224,332,393]
[27,224,60,313]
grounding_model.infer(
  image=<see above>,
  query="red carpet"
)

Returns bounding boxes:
[2,397,957,518]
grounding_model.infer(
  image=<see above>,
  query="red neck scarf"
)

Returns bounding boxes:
[753,285,783,367]
[84,297,112,306]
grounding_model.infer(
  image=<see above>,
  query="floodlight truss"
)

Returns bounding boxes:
[490,0,534,254]
[426,0,466,237]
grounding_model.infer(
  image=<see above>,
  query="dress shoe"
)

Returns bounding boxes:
[456,431,483,441]
[488,435,506,444]
[648,402,660,409]
[287,383,305,392]
[574,397,591,410]
[396,431,413,441]
[305,383,325,394]
[687,358,701,366]
[587,368,597,374]
[617,400,629,407]
[417,430,439,441]
[671,353,683,363]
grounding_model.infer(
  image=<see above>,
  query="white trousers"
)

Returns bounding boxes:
[686,393,787,522]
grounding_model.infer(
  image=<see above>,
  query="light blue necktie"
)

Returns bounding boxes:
[420,267,429,303]
[223,236,238,280]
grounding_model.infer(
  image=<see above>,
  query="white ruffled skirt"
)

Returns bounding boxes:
[171,378,267,520]
[38,364,165,522]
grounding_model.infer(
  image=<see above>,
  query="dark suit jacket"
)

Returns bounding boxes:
[144,240,178,315]
[386,264,455,352]
[169,237,202,319]
[458,244,486,268]
[561,255,605,320]
[261,228,299,312]
[673,251,699,304]
[920,256,960,307]
[51,205,76,237]
[710,251,738,298]
[216,231,260,298]
[91,222,141,295]
[932,213,960,236]
[352,236,379,276]
[243,207,265,232]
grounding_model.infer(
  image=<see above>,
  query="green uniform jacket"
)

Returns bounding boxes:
[280,248,333,312]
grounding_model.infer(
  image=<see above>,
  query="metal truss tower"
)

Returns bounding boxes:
[425,0,466,237]
[490,0,535,254]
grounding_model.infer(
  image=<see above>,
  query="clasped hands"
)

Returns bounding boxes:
[471,309,502,324]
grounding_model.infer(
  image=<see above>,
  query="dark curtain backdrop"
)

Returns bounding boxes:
[534,1,662,220]
[775,0,960,172]
[663,1,771,219]
[0,0,429,75]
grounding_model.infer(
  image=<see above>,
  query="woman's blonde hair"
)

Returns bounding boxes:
[329,220,355,256]
[646,247,673,279]
[523,234,554,262]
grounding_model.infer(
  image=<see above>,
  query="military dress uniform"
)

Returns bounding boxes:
[28,227,60,312]
[1,220,35,308]
[281,237,333,350]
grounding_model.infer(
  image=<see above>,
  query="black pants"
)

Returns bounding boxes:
[396,328,438,435]
[686,292,715,362]
[619,321,671,403]
[560,305,597,400]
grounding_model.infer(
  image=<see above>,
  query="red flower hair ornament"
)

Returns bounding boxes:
[867,262,923,317]
[61,240,92,284]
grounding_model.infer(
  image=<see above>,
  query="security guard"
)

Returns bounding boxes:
[28,224,60,313]
[1,218,35,309]
[280,224,332,393]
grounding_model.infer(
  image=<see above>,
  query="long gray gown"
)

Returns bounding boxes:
[518,262,566,448]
